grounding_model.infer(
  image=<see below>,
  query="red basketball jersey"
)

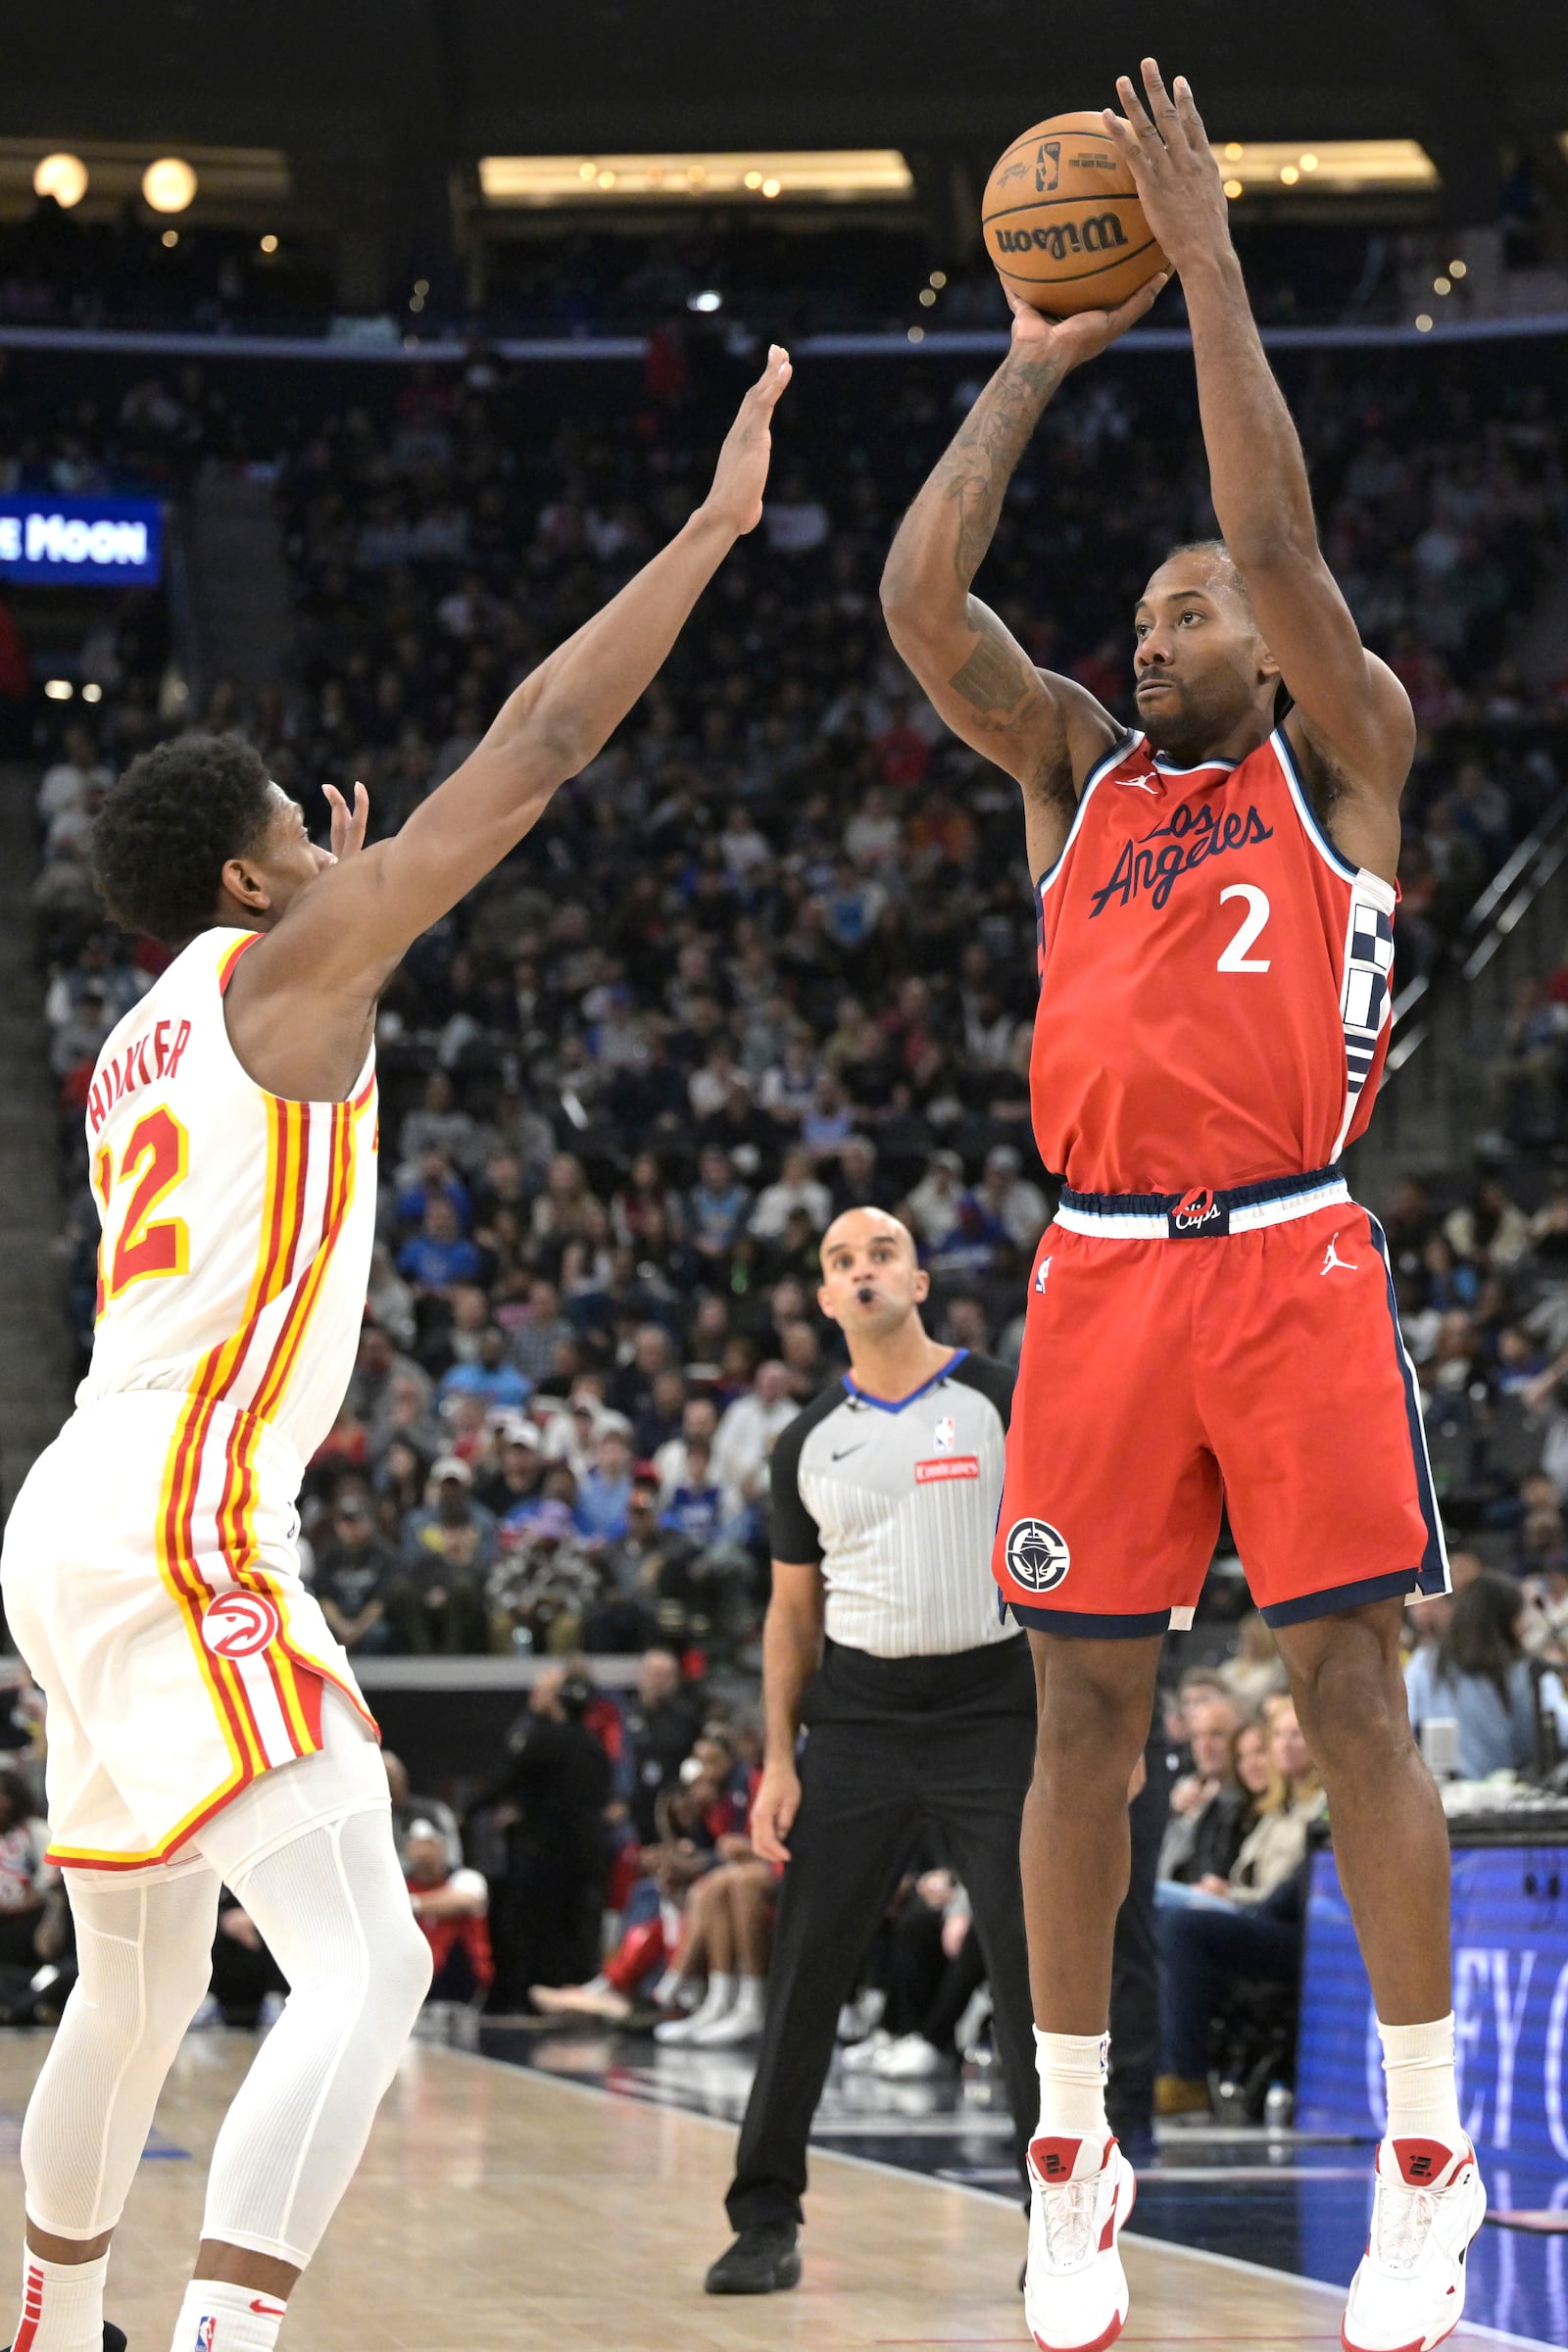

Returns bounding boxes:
[1030,725,1396,1193]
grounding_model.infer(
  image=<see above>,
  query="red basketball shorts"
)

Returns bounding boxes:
[992,1166,1448,1638]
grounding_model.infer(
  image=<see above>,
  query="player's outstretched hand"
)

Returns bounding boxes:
[1005,272,1168,373]
[322,779,369,861]
[700,343,793,537]
[1102,57,1231,274]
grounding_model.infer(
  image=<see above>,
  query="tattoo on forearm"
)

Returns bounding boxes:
[885,353,1063,610]
[938,357,1061,589]
[949,627,1032,722]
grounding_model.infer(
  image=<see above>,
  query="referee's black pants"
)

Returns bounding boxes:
[725,1636,1038,2234]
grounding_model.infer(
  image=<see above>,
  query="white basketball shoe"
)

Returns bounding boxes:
[1341,2135,1487,2352]
[1024,2132,1137,2352]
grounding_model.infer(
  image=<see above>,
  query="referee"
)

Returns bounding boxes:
[704,1205,1036,2295]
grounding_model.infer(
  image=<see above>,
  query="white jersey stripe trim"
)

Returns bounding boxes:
[1054,1176,1348,1241]
[1036,730,1144,897]
[1270,723,1362,884]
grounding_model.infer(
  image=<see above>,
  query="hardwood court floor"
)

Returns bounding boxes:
[0,2031,1531,2351]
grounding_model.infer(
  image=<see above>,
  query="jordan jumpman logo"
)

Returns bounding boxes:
[1320,1231,1358,1277]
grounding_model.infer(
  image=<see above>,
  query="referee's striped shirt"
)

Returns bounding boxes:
[767,1349,1016,1659]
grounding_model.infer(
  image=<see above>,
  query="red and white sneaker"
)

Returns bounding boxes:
[1023,2132,1137,2352]
[1342,2134,1487,2352]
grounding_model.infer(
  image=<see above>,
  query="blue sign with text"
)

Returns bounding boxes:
[0,495,163,587]
[1298,1842,1568,2169]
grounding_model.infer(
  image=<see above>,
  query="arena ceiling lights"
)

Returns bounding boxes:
[478,150,915,206]
[1212,139,1438,196]
[0,140,289,222]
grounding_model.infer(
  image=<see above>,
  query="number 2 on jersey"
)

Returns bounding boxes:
[94,1106,190,1311]
[1216,883,1272,974]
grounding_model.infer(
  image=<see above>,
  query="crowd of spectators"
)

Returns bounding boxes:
[22,327,1568,1658]
[14,305,1568,2090]
[0,196,1472,341]
[9,225,1568,2176]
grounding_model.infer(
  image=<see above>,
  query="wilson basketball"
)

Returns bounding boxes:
[982,112,1167,315]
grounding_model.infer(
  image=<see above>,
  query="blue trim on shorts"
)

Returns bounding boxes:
[1004,1600,1173,1640]
[1364,1213,1449,1597]
[1259,1567,1420,1629]
[1058,1163,1342,1220]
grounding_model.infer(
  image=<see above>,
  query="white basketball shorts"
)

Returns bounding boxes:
[1,1389,377,1870]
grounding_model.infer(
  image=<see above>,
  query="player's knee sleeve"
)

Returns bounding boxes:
[23,1867,219,2238]
[199,1801,430,2267]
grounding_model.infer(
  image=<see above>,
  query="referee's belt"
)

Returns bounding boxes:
[1054,1163,1348,1242]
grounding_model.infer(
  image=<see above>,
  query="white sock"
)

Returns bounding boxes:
[729,1975,765,2026]
[169,2278,288,2351]
[1378,2013,1464,2146]
[12,2249,108,2352]
[693,1970,737,2024]
[1033,2027,1110,2143]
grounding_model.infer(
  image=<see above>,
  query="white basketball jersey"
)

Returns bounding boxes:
[78,926,378,1468]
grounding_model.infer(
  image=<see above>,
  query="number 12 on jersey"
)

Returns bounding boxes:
[93,1106,190,1316]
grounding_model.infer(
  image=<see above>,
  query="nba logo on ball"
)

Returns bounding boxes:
[933,1415,956,1454]
[1005,1519,1070,1594]
[201,1590,282,1659]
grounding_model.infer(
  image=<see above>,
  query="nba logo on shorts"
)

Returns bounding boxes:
[193,2318,217,2352]
[1004,1519,1070,1594]
[201,1589,282,1660]
[933,1415,956,1454]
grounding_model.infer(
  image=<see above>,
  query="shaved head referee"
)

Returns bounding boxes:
[704,1206,1038,2294]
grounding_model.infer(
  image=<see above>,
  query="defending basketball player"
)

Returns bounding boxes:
[882,62,1479,2352]
[0,346,790,2352]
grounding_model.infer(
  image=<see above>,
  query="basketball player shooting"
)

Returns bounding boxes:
[882,60,1479,2352]
[0,347,790,2352]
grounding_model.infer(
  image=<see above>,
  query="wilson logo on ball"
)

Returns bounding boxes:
[994,215,1128,261]
[201,1591,282,1660]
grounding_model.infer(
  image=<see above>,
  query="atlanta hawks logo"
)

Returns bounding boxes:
[1004,1519,1071,1594]
[200,1591,282,1660]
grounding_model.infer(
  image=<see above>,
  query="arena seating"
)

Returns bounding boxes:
[22,331,1568,1662]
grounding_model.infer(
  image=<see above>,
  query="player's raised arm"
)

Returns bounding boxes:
[879,283,1162,874]
[227,347,791,1078]
[1102,62,1414,844]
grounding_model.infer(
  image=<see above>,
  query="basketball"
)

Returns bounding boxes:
[981,111,1167,314]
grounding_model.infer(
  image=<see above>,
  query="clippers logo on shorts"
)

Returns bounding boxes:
[1004,1518,1071,1594]
[1169,1188,1230,1239]
[200,1589,282,1660]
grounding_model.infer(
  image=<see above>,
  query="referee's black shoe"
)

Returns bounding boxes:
[704,2222,802,2294]
[5,2331,124,2351]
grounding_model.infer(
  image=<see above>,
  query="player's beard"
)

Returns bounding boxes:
[1136,672,1238,767]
